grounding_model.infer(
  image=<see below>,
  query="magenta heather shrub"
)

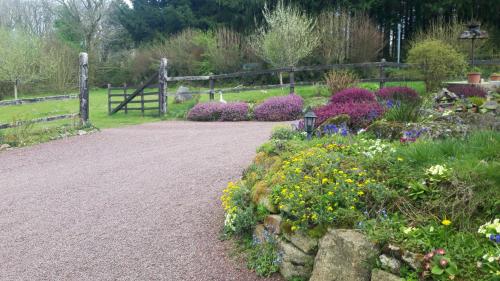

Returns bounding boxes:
[330,88,376,104]
[314,102,385,129]
[187,102,249,121]
[220,102,250,121]
[254,94,304,121]
[375,86,420,102]
[447,85,487,98]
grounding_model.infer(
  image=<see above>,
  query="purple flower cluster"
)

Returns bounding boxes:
[330,88,377,104]
[322,123,349,136]
[489,234,500,243]
[314,102,385,129]
[187,102,249,121]
[375,86,420,103]
[400,128,427,143]
[447,85,487,98]
[254,94,304,121]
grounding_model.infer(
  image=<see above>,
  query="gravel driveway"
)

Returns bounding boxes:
[0,121,283,281]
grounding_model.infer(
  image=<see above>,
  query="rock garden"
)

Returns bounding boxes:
[219,82,500,281]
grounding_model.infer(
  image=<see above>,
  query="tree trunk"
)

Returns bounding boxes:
[14,81,18,100]
[279,72,283,86]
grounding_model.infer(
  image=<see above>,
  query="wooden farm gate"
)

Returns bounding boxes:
[109,59,167,116]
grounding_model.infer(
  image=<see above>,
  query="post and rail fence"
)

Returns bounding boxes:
[2,55,498,125]
[0,52,90,130]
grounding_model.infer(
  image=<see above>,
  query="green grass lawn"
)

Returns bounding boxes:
[0,81,426,130]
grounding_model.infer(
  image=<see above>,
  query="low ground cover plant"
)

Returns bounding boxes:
[222,126,500,280]
[447,84,488,98]
[187,102,249,121]
[254,94,304,121]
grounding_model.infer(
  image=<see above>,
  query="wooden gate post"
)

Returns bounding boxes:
[79,52,89,125]
[209,77,215,100]
[159,58,167,116]
[379,58,386,89]
[289,69,295,94]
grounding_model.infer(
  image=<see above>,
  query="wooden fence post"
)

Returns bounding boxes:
[79,52,89,125]
[123,83,129,114]
[289,69,295,94]
[159,58,167,116]
[209,77,215,100]
[107,83,111,115]
[379,58,386,89]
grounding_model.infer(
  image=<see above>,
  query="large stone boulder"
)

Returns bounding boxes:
[371,269,403,281]
[309,229,378,281]
[278,239,314,280]
[174,86,193,103]
[283,231,318,254]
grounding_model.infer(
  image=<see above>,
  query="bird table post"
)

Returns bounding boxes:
[209,77,215,101]
[379,58,386,89]
[79,52,89,125]
[159,58,167,116]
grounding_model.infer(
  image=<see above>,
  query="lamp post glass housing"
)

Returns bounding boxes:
[304,110,317,140]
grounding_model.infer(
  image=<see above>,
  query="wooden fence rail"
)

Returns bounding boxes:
[0,113,79,130]
[108,58,500,116]
[0,94,78,107]
[0,52,89,130]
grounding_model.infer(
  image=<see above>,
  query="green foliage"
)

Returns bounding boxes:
[0,28,45,97]
[407,39,467,92]
[383,101,422,122]
[270,126,305,141]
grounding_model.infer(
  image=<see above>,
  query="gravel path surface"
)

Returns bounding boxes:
[0,121,283,281]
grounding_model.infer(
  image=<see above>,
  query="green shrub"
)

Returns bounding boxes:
[383,101,422,122]
[324,70,359,94]
[270,126,304,141]
[407,39,466,92]
[247,238,280,277]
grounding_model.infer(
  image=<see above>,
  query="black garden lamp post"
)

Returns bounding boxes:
[304,110,317,140]
[459,22,488,67]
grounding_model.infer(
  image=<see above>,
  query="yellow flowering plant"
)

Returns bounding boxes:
[271,144,380,231]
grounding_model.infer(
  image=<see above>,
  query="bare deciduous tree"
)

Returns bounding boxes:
[53,0,108,54]
[316,10,383,64]
[0,0,54,36]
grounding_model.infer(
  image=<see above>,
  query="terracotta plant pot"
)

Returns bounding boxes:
[467,73,481,84]
[490,74,500,81]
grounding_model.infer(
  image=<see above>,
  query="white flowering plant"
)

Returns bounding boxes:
[478,219,500,242]
[358,138,396,158]
[425,164,450,183]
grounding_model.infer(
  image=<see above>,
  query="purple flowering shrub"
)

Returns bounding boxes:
[330,88,377,104]
[314,102,385,129]
[254,94,304,121]
[375,86,420,103]
[447,85,487,98]
[187,102,249,121]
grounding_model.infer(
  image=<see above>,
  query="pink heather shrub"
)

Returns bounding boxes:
[254,94,304,121]
[314,102,385,129]
[375,86,420,102]
[187,102,249,121]
[330,88,376,104]
[447,85,487,98]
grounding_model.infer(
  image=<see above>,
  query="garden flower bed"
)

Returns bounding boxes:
[221,128,499,280]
